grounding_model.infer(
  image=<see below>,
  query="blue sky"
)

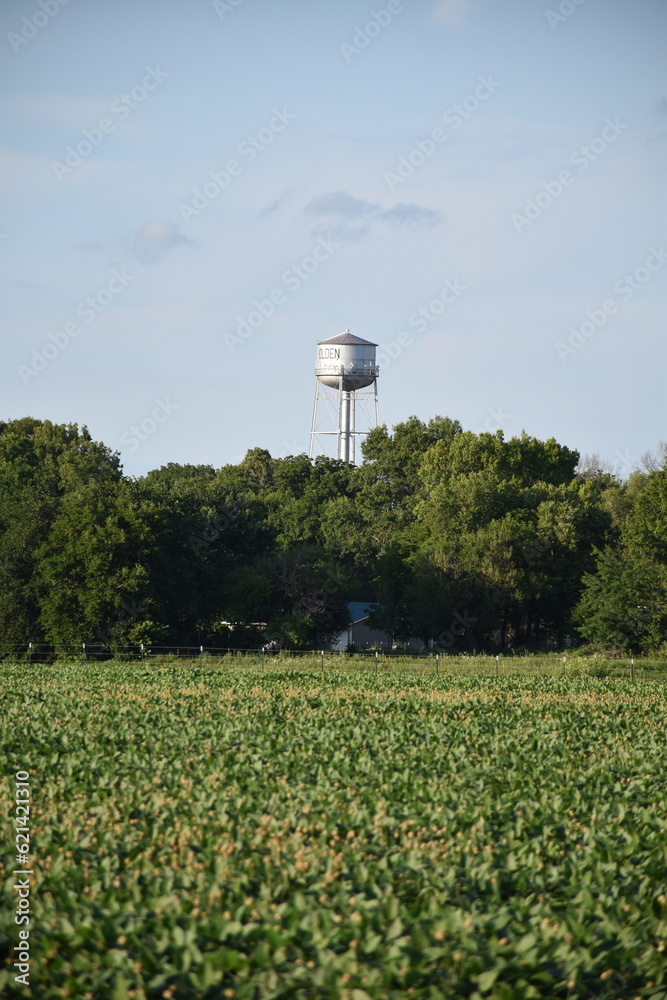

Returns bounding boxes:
[2,0,665,477]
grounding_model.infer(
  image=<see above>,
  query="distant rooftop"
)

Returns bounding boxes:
[318,330,378,347]
[347,601,377,624]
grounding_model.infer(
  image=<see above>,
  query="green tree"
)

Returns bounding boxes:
[0,419,122,644]
[34,479,153,646]
[135,463,274,644]
[362,415,462,501]
[574,547,667,652]
[409,436,608,649]
[574,466,667,651]
[261,546,351,649]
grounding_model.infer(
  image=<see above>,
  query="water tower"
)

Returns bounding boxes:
[308,330,379,464]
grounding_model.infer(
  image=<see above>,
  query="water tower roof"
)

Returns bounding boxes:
[318,330,377,347]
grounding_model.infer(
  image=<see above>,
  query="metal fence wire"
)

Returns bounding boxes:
[0,643,663,679]
[0,643,438,663]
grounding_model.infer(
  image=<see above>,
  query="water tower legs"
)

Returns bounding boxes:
[338,390,355,463]
[309,366,378,464]
[309,382,320,459]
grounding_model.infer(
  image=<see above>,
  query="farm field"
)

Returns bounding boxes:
[1,664,666,999]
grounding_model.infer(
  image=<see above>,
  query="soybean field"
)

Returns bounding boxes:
[1,662,666,999]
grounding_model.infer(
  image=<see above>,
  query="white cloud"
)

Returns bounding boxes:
[381,203,443,228]
[72,220,193,265]
[260,189,294,218]
[132,221,192,264]
[305,191,378,220]
[303,190,443,240]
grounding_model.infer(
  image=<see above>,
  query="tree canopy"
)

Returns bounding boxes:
[0,416,664,653]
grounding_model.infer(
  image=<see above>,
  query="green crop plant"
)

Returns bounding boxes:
[1,664,666,998]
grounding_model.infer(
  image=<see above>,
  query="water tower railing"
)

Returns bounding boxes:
[314,362,380,377]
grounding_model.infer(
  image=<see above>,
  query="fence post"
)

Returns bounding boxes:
[82,642,86,663]
[436,653,439,677]
[200,644,204,660]
[140,643,144,662]
[28,642,32,665]
[495,655,499,677]
[631,657,634,682]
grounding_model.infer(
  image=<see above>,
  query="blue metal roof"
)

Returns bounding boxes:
[347,601,376,624]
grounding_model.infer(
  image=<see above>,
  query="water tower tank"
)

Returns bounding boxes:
[315,330,378,391]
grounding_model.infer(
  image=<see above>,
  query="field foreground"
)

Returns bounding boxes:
[1,663,666,999]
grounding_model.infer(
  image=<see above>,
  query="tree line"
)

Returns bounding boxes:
[0,416,665,653]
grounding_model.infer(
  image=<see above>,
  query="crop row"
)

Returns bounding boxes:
[1,665,666,998]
